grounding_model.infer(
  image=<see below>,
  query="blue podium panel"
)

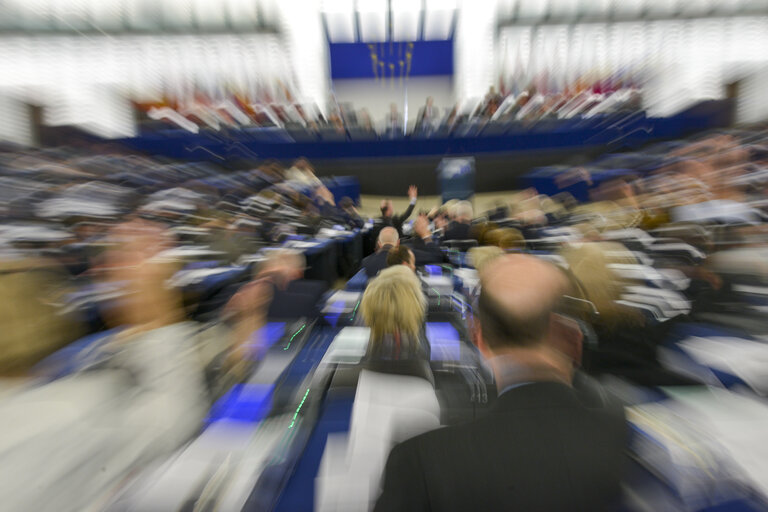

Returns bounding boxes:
[438,157,475,202]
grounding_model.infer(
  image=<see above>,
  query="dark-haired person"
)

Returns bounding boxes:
[379,185,417,237]
[338,196,365,229]
[375,254,627,512]
[386,245,415,272]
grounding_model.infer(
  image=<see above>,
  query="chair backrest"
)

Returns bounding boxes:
[315,369,440,511]
[443,239,478,253]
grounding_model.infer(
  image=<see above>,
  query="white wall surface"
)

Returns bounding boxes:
[0,93,33,146]
[277,0,330,113]
[736,66,768,125]
[454,0,497,102]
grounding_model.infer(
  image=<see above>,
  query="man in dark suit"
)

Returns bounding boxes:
[375,254,627,512]
[379,185,418,237]
[224,248,327,366]
[442,200,475,241]
[256,249,327,319]
[385,245,416,271]
[406,214,445,266]
[362,227,399,278]
[415,96,438,135]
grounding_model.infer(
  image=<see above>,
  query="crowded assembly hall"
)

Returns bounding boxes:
[2,0,768,511]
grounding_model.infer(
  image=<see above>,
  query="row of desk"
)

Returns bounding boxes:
[28,222,768,511]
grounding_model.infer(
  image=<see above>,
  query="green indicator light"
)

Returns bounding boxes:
[349,299,361,321]
[431,287,441,307]
[288,387,311,429]
[283,323,306,351]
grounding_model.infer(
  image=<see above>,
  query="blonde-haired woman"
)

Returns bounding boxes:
[361,265,429,363]
[559,242,693,386]
[317,263,440,511]
[559,242,639,331]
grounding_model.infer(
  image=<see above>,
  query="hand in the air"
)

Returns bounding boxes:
[413,214,431,239]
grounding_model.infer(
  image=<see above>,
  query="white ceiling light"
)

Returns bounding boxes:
[193,0,227,29]
[89,0,124,31]
[713,0,742,15]
[159,0,193,29]
[611,0,643,18]
[496,0,518,18]
[17,0,53,29]
[548,0,578,18]
[358,0,388,42]
[325,12,356,42]
[322,0,356,42]
[392,0,420,41]
[425,0,456,40]
[645,0,680,16]
[51,0,90,30]
[678,0,712,16]
[516,0,548,21]
[226,0,259,29]
[578,0,610,18]
[126,0,163,30]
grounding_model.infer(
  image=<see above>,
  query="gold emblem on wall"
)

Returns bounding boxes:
[368,42,414,87]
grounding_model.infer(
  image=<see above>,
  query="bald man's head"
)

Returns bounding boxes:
[377,227,399,249]
[477,254,570,351]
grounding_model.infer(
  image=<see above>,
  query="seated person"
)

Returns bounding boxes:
[442,201,475,241]
[559,242,696,386]
[284,158,322,187]
[359,265,432,380]
[415,96,439,135]
[1,219,210,512]
[375,255,627,512]
[386,245,416,272]
[363,227,400,278]
[338,196,365,229]
[378,185,418,237]
[258,248,326,320]
[405,215,445,266]
[484,227,525,250]
[221,248,327,389]
[317,265,440,511]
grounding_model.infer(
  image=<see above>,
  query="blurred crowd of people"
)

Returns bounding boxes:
[0,150,374,375]
[0,146,381,509]
[3,125,768,510]
[356,128,768,510]
[135,73,643,140]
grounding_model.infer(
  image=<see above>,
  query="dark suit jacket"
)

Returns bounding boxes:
[362,244,394,278]
[380,202,415,237]
[415,106,438,132]
[407,237,445,266]
[375,381,627,512]
[442,221,473,242]
[267,279,327,319]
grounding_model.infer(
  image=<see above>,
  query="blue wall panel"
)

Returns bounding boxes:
[330,40,453,80]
